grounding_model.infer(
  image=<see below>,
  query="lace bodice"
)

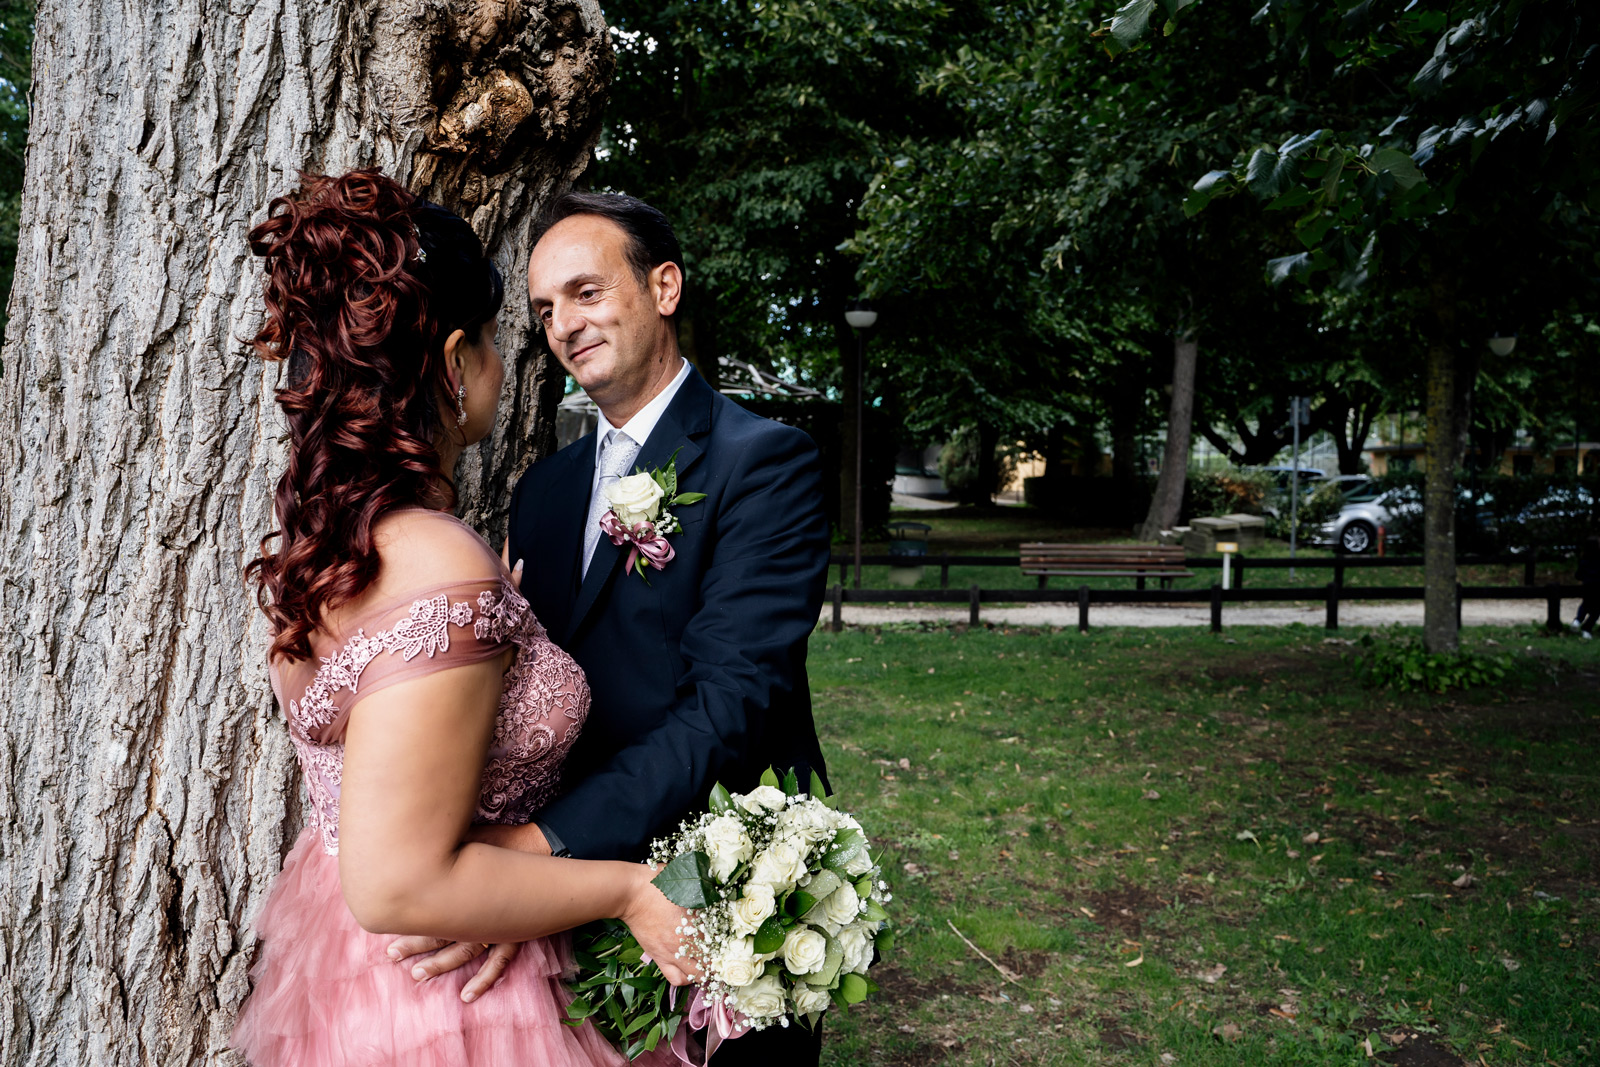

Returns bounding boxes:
[269,517,591,855]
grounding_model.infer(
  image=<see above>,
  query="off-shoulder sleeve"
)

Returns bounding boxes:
[296,576,530,745]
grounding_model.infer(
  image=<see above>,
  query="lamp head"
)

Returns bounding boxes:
[844,299,878,330]
[1488,333,1517,357]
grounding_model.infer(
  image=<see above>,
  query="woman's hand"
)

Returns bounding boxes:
[387,937,520,1002]
[620,864,699,987]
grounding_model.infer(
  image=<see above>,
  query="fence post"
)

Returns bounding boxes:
[1456,581,1464,631]
[1325,582,1339,631]
[1547,584,1562,633]
[1210,582,1222,634]
[1078,585,1090,633]
[838,559,848,586]
[1236,555,1245,590]
[1524,548,1537,587]
[969,583,981,627]
[1334,558,1345,591]
[830,585,843,632]
[940,557,950,589]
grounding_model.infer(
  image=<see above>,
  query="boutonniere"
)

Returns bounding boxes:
[599,448,706,578]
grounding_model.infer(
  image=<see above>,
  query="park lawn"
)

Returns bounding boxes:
[809,623,1600,1067]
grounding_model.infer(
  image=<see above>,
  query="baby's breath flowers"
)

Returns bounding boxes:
[568,769,894,1058]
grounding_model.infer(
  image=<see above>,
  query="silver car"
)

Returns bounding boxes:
[1316,479,1395,554]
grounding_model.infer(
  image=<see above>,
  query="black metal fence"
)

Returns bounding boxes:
[832,550,1561,590]
[823,551,1583,633]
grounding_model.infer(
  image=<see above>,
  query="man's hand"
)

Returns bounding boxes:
[383,820,551,994]
[386,938,518,1002]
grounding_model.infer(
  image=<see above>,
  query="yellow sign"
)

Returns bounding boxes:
[1216,542,1239,553]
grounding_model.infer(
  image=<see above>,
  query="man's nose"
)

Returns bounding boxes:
[549,302,586,342]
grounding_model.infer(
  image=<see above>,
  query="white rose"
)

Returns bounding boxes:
[776,801,834,847]
[749,839,808,893]
[703,814,754,882]
[734,974,786,1019]
[729,883,776,937]
[717,937,762,988]
[605,471,664,525]
[842,845,875,877]
[736,785,787,814]
[791,985,832,1016]
[838,921,874,975]
[820,883,860,927]
[780,926,828,976]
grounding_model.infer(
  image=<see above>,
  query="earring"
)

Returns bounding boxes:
[456,384,468,426]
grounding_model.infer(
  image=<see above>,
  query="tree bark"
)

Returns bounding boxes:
[1423,279,1460,654]
[1138,329,1198,541]
[0,2,612,1064]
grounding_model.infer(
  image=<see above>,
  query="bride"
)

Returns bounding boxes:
[230,170,688,1066]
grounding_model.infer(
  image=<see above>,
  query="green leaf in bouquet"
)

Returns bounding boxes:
[854,875,875,899]
[708,781,734,812]
[643,1020,664,1053]
[651,850,716,908]
[862,899,889,923]
[829,986,849,1011]
[781,768,800,796]
[875,921,895,956]
[839,973,870,1004]
[752,913,788,955]
[760,766,780,789]
[794,870,842,919]
[821,829,866,873]
[808,769,827,798]
[807,935,844,988]
[672,491,707,505]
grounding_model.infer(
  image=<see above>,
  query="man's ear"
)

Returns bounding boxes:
[651,261,684,318]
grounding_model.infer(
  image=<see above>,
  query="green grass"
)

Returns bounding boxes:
[811,623,1600,1066]
[847,506,1581,594]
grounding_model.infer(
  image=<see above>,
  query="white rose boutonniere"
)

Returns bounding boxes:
[598,448,706,579]
[605,471,664,526]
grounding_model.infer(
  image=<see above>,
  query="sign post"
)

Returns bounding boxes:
[1288,397,1310,580]
[1218,541,1239,590]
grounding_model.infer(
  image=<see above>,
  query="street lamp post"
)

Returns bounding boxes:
[845,302,879,590]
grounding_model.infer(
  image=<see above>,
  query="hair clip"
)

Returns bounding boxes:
[410,221,427,264]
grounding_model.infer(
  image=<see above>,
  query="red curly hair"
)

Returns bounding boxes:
[245,169,502,661]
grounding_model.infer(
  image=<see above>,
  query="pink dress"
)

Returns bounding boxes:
[232,512,632,1067]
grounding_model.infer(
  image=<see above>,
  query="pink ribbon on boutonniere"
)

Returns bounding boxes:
[600,510,677,574]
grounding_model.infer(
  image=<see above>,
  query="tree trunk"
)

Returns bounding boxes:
[1138,329,1198,541]
[838,324,860,542]
[0,3,612,1064]
[1423,280,1460,654]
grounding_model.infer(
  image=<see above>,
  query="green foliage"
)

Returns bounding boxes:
[566,920,688,1060]
[0,0,33,358]
[1185,467,1271,519]
[1353,633,1515,693]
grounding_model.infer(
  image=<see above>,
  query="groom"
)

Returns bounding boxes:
[399,192,832,1064]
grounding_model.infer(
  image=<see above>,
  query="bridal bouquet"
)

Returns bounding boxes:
[566,769,894,1060]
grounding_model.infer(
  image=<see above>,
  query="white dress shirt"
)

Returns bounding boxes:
[589,357,693,499]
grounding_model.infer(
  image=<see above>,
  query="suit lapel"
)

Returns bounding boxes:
[535,438,596,638]
[564,369,717,641]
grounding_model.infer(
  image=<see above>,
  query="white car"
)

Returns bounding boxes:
[1316,479,1397,554]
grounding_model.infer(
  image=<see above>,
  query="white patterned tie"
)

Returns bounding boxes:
[583,429,640,577]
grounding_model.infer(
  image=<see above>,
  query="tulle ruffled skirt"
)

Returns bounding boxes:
[231,828,630,1067]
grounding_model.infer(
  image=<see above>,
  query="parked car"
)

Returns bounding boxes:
[1503,485,1595,552]
[1252,466,1326,518]
[1316,479,1392,553]
[1315,478,1502,554]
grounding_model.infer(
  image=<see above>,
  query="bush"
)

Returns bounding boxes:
[1184,467,1272,521]
[1352,633,1515,693]
[1265,478,1348,541]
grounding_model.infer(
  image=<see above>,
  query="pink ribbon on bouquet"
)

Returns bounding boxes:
[600,510,677,573]
[665,985,748,1065]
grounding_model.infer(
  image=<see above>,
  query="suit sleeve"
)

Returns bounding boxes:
[534,424,830,859]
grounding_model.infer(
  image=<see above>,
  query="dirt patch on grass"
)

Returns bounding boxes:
[1082,883,1166,937]
[1360,1019,1470,1067]
[997,947,1051,978]
[1095,1015,1147,1050]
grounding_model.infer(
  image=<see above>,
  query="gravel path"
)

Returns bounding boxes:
[821,598,1583,629]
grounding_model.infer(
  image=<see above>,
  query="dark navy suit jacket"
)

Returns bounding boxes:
[508,368,831,860]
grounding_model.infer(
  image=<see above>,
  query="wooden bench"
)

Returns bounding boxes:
[1020,543,1194,590]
